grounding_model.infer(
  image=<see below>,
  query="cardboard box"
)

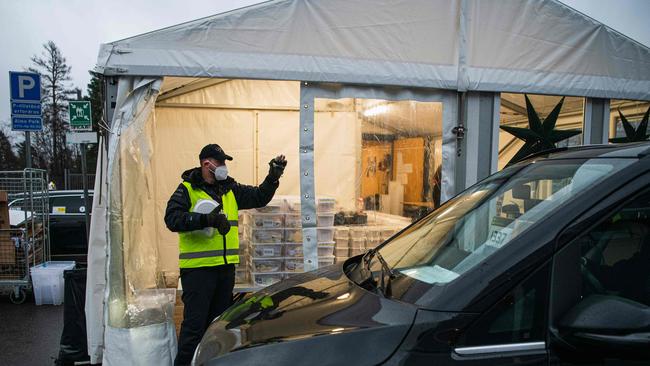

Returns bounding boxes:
[0,191,9,229]
[0,232,16,265]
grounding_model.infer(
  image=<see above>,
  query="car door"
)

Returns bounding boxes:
[447,262,551,365]
[548,184,650,365]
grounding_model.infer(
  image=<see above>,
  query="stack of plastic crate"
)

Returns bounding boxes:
[334,227,350,263]
[349,226,367,256]
[243,196,339,287]
[284,196,337,272]
[247,197,287,287]
[365,226,381,249]
[235,211,251,285]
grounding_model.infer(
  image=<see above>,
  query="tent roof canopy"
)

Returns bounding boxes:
[97,0,650,101]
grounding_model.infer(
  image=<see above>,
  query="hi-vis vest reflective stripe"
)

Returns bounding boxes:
[178,182,239,268]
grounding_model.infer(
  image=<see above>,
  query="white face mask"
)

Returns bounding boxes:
[209,163,228,181]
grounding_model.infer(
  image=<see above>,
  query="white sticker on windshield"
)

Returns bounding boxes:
[487,227,513,249]
[400,265,460,285]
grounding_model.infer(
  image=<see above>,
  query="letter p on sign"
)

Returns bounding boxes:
[10,72,41,102]
[17,76,35,99]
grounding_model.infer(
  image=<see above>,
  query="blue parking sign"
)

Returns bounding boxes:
[12,116,43,131]
[10,72,41,102]
[9,71,42,132]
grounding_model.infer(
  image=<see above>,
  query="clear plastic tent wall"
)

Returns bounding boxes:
[103,76,178,365]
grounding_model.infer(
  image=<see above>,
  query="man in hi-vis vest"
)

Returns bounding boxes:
[165,144,286,366]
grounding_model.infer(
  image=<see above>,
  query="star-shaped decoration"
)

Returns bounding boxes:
[609,106,650,143]
[501,95,581,165]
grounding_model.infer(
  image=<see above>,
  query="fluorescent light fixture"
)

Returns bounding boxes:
[336,293,350,300]
[363,104,389,117]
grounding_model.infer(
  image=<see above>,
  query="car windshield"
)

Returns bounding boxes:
[376,158,634,288]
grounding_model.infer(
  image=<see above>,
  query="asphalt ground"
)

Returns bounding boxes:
[0,294,63,365]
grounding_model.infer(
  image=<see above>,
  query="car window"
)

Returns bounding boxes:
[375,158,634,292]
[552,190,650,320]
[8,198,24,210]
[458,264,550,347]
[51,195,92,214]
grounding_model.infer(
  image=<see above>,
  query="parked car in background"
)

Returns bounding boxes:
[9,190,93,265]
[194,143,650,365]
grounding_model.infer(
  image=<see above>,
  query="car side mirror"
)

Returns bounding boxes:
[557,295,650,358]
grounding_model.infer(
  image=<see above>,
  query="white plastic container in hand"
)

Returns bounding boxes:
[30,261,76,305]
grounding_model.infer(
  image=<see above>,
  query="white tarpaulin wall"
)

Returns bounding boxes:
[97,0,650,101]
[153,79,303,273]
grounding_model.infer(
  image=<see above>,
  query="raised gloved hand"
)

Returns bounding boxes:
[204,208,231,235]
[267,155,287,182]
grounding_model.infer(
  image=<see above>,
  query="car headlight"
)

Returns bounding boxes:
[192,325,241,366]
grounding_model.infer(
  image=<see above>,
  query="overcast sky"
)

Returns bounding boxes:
[1,0,649,125]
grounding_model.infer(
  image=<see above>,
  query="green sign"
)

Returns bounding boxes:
[68,101,92,131]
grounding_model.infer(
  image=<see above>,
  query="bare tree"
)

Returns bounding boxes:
[28,41,76,186]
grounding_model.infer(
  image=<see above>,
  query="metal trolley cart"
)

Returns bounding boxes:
[0,169,50,304]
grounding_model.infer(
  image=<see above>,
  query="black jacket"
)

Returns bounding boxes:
[164,167,279,232]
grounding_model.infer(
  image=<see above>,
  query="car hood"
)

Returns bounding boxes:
[195,262,418,365]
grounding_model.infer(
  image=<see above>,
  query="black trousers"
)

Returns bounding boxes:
[174,264,235,366]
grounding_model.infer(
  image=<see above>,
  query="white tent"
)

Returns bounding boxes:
[88,0,650,364]
[96,0,650,99]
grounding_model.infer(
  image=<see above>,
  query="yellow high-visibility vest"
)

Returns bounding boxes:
[178,182,239,268]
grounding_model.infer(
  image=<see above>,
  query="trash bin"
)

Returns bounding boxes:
[30,261,76,305]
[56,268,90,366]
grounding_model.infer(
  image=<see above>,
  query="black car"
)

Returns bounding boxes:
[9,190,93,264]
[194,143,650,365]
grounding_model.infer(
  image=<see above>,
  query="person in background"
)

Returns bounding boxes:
[164,144,287,366]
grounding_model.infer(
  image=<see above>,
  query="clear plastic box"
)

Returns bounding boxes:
[350,247,365,256]
[317,213,335,227]
[284,258,305,273]
[284,196,302,212]
[319,256,335,267]
[317,228,335,243]
[252,258,284,273]
[285,228,303,243]
[317,198,337,212]
[334,237,349,248]
[284,243,304,258]
[350,238,366,249]
[251,213,284,228]
[250,228,284,243]
[317,199,336,212]
[317,244,335,257]
[334,226,350,239]
[284,214,301,228]
[30,261,76,305]
[335,247,350,257]
[350,227,366,240]
[366,227,381,240]
[380,226,397,237]
[366,238,381,249]
[252,272,285,287]
[251,244,283,258]
[253,198,286,213]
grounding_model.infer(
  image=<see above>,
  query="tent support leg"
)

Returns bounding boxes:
[583,98,610,144]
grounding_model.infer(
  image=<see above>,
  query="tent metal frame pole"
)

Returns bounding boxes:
[453,91,500,189]
[299,82,319,272]
[583,98,610,144]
